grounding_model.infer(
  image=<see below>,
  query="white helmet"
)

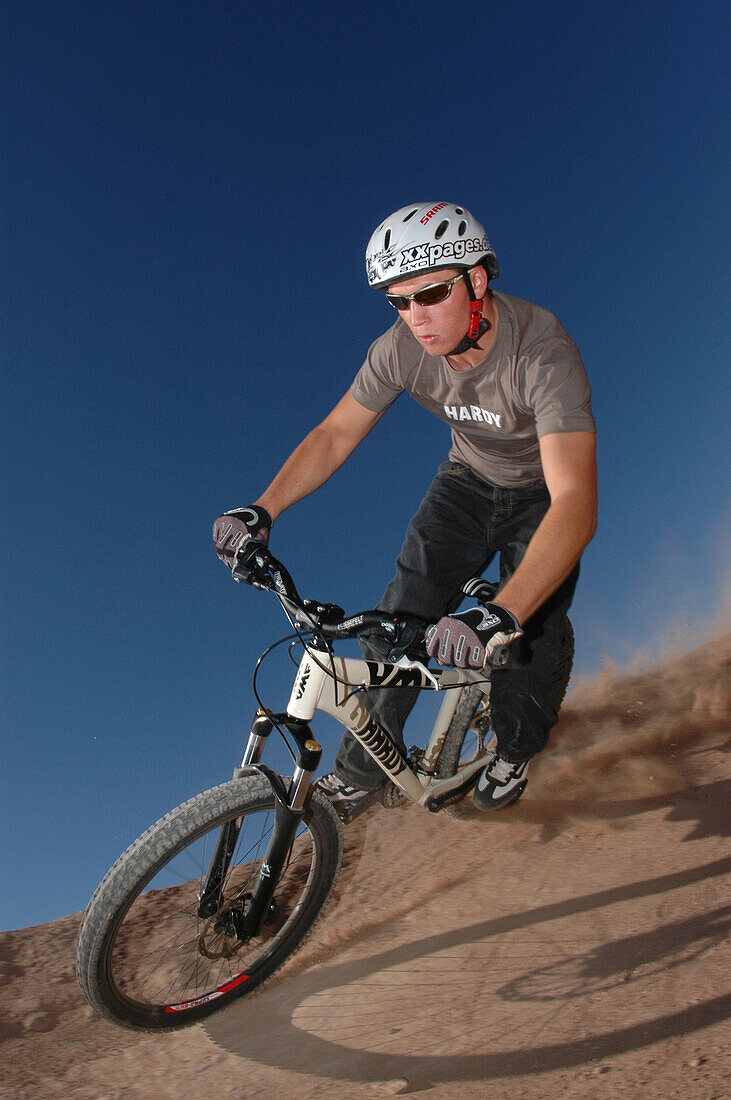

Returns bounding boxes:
[366,202,499,289]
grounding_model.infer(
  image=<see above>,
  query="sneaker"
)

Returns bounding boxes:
[472,754,529,812]
[315,772,371,805]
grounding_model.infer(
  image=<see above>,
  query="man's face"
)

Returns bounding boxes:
[384,268,475,356]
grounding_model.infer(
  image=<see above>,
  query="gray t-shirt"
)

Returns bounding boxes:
[350,291,596,487]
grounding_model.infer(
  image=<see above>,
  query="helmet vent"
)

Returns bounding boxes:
[434,219,449,240]
[457,220,467,236]
[384,229,391,250]
[455,207,464,215]
[403,208,419,222]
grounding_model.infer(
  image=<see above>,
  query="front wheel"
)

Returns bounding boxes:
[75,775,343,1031]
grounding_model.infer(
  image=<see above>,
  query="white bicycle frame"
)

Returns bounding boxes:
[281,645,490,807]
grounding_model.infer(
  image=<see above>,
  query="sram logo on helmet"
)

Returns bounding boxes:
[420,202,449,225]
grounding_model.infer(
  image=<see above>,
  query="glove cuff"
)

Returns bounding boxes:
[224,504,272,528]
[490,602,521,632]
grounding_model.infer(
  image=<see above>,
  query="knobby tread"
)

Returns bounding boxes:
[75,775,343,1031]
[436,683,490,820]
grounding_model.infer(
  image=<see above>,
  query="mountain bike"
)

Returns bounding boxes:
[76,543,572,1032]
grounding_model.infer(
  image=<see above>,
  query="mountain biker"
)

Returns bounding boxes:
[213,201,597,812]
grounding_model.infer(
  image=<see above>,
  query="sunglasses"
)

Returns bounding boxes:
[385,273,463,311]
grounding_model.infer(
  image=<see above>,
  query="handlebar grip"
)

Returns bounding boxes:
[231,540,271,585]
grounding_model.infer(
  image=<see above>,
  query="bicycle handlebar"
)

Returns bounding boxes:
[233,540,502,650]
[232,542,427,646]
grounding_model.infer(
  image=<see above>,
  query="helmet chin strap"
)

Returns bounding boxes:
[447,271,491,356]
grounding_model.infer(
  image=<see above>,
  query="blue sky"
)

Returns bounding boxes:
[2,0,728,931]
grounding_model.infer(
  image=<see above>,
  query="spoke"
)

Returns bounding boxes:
[108,802,319,1008]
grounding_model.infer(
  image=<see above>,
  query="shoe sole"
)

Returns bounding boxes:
[473,779,528,813]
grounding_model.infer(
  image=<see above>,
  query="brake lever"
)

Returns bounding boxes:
[391,654,441,690]
[231,541,273,587]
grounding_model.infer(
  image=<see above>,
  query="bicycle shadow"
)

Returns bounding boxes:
[506,775,731,843]
[203,840,731,1090]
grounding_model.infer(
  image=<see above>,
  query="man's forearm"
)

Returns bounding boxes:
[250,392,383,523]
[495,491,597,624]
[254,423,355,521]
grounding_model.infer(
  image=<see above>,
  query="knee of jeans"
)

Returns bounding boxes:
[491,689,557,743]
[504,621,573,687]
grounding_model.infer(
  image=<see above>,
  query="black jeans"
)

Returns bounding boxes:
[334,461,578,788]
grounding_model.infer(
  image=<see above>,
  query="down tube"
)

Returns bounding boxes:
[314,657,451,801]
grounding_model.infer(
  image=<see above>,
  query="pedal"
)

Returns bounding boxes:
[335,792,378,824]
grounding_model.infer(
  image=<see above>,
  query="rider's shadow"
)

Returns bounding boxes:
[204,840,731,1091]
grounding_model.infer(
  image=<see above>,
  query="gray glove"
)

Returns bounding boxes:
[425,602,522,670]
[212,505,272,568]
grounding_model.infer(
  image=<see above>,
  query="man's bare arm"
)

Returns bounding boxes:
[254,391,384,521]
[495,431,598,624]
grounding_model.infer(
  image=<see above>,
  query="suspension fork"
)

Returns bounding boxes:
[197,711,322,939]
[196,709,274,919]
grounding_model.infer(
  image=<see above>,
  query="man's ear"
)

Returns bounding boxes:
[470,265,489,298]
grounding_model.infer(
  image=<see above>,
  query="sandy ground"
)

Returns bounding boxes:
[2,634,729,1099]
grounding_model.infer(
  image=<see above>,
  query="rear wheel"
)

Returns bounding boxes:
[436,682,494,819]
[76,775,343,1031]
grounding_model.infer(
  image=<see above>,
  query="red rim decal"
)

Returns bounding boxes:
[164,970,251,1013]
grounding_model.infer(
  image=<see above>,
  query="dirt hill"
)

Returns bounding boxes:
[2,635,729,1099]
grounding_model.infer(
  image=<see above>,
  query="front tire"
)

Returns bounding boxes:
[75,775,343,1031]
